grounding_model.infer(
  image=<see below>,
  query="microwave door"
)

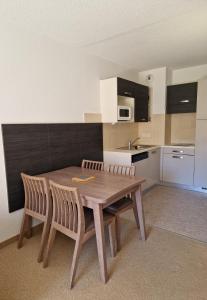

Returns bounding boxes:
[120,109,129,117]
[118,106,131,121]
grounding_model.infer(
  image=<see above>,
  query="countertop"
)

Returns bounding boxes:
[104,144,195,156]
[104,146,159,155]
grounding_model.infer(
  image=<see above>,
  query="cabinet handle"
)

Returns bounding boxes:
[151,151,157,154]
[172,155,183,159]
[172,150,184,153]
[124,91,132,96]
[180,99,190,103]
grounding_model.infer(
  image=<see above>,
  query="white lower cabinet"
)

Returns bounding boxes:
[105,145,195,190]
[162,153,194,186]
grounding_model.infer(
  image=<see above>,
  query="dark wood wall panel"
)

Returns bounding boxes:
[2,123,103,212]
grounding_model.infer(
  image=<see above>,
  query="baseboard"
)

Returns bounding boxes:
[0,223,43,250]
[160,181,207,194]
[142,183,160,195]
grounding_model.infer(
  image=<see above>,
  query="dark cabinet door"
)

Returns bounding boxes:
[134,84,149,122]
[117,77,136,98]
[167,82,197,114]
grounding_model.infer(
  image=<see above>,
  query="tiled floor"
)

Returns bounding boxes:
[143,185,207,242]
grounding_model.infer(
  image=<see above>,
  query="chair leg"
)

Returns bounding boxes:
[132,205,140,229]
[26,215,32,239]
[43,227,56,268]
[108,219,116,257]
[69,238,82,289]
[115,215,121,252]
[37,221,51,263]
[17,213,29,249]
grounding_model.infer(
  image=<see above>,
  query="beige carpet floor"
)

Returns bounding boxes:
[1,219,207,299]
[142,185,207,243]
[1,186,207,300]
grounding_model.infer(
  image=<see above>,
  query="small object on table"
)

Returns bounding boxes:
[72,175,95,183]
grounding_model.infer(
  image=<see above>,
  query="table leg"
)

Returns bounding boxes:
[93,204,108,283]
[135,186,146,240]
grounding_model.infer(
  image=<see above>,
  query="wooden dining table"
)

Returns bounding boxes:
[40,166,146,283]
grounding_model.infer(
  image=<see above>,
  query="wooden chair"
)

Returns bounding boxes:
[43,180,116,289]
[81,159,104,171]
[17,173,52,263]
[106,164,139,251]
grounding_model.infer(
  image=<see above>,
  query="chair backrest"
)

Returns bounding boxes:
[49,180,85,236]
[21,173,50,218]
[107,164,135,176]
[81,159,104,171]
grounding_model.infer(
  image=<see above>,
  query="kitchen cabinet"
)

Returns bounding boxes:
[134,84,149,122]
[194,120,207,188]
[194,78,207,189]
[100,77,117,123]
[166,82,197,114]
[194,121,207,189]
[100,77,149,123]
[194,78,207,190]
[104,147,160,191]
[162,147,195,186]
[196,77,207,119]
[117,77,135,98]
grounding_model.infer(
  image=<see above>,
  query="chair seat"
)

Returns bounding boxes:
[84,208,114,232]
[106,197,133,215]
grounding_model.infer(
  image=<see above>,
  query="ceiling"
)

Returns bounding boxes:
[1,0,207,70]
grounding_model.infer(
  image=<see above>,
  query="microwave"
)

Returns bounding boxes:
[117,105,131,121]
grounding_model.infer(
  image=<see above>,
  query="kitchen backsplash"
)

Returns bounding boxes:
[102,113,196,150]
[170,113,196,144]
[103,123,139,149]
[138,114,166,145]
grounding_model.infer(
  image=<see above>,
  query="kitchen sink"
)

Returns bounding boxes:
[117,145,154,150]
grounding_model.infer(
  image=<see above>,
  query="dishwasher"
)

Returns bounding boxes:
[132,149,160,191]
[132,151,150,190]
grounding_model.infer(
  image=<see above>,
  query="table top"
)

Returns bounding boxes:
[40,166,145,204]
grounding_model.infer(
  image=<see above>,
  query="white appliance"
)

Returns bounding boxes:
[194,77,207,190]
[117,105,131,121]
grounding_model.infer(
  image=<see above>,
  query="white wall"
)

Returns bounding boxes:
[0,23,137,243]
[171,64,207,84]
[138,67,167,114]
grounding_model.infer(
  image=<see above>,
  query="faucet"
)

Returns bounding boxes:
[128,137,140,150]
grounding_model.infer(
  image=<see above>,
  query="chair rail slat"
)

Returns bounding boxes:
[82,159,104,171]
[18,173,52,263]
[107,164,135,176]
[49,181,84,236]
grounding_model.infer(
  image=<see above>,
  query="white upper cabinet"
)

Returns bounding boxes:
[100,77,149,123]
[196,77,207,119]
[100,77,118,123]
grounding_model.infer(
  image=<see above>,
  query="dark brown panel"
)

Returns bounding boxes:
[2,123,103,213]
[166,82,197,114]
[117,77,136,98]
[48,123,103,170]
[134,84,149,122]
